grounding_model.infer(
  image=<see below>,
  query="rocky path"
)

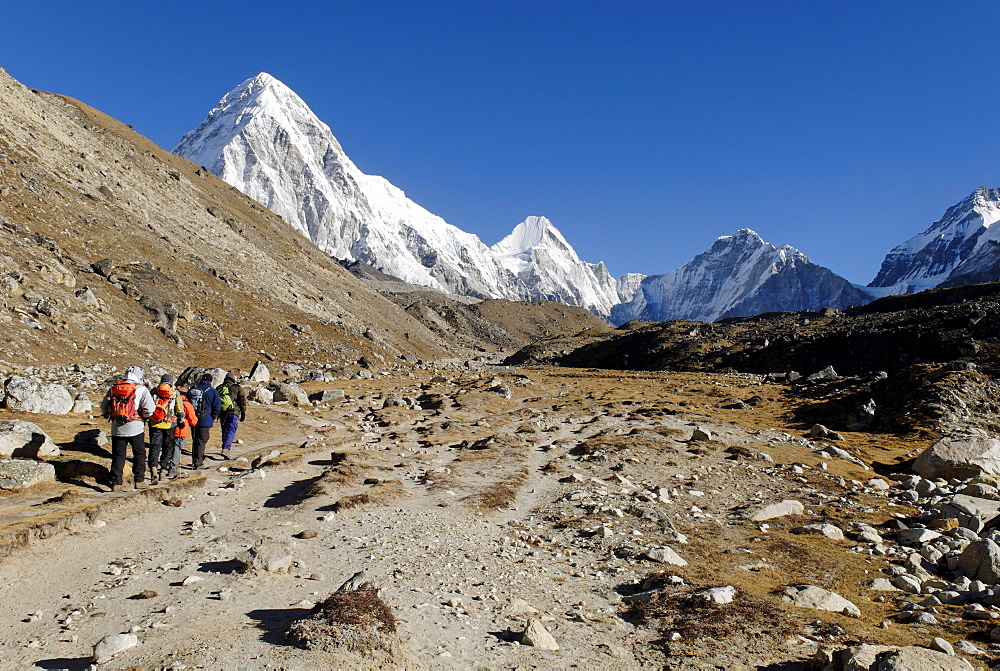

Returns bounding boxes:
[0,367,987,669]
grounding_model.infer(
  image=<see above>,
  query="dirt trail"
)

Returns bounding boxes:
[0,368,946,669]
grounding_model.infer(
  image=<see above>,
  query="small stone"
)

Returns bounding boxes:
[218,589,233,601]
[867,578,900,592]
[792,523,844,541]
[930,637,954,656]
[135,590,158,599]
[897,528,942,545]
[294,529,318,539]
[181,575,203,586]
[199,511,216,526]
[747,499,804,521]
[92,632,139,664]
[697,586,736,604]
[521,618,559,650]
[644,547,688,566]
[691,427,712,442]
[954,639,985,655]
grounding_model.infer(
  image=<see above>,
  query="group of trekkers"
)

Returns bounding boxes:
[99,366,247,492]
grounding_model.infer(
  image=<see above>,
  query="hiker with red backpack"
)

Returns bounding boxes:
[99,365,156,492]
[217,371,246,459]
[164,385,198,480]
[147,374,184,482]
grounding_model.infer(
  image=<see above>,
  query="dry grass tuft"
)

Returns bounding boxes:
[469,466,530,510]
[287,586,401,658]
[627,585,798,643]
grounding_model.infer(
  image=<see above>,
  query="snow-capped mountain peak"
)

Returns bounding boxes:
[493,216,569,257]
[491,216,625,316]
[869,187,1000,292]
[174,74,625,316]
[611,228,869,324]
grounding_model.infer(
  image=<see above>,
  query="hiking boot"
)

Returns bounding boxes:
[221,450,231,460]
[167,468,179,480]
[134,479,146,490]
[109,484,118,493]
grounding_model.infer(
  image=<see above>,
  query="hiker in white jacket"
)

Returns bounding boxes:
[99,365,155,492]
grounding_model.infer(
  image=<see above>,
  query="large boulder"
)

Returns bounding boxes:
[248,387,274,404]
[747,499,805,521]
[780,585,860,617]
[815,644,974,670]
[4,376,73,414]
[0,459,57,490]
[309,389,345,403]
[957,539,1000,584]
[0,420,60,459]
[270,382,309,406]
[248,361,271,384]
[176,366,228,388]
[914,435,1000,480]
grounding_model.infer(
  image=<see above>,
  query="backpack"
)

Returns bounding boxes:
[149,383,175,425]
[107,382,141,423]
[219,384,235,413]
[188,386,207,417]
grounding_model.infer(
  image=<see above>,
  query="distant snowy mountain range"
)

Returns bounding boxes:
[175,73,1000,324]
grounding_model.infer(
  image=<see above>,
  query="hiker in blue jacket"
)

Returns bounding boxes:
[188,373,221,470]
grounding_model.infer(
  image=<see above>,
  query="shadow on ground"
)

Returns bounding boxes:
[247,607,312,646]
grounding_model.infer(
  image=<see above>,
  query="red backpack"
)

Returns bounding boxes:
[149,383,175,424]
[108,382,141,423]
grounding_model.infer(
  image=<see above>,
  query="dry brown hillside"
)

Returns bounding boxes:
[0,67,599,374]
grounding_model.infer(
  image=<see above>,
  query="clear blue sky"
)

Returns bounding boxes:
[3,1,999,283]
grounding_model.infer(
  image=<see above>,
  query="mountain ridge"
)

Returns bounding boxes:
[175,73,624,316]
[175,73,1000,325]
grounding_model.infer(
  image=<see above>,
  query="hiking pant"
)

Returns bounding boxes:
[220,413,240,452]
[110,433,146,485]
[192,426,211,467]
[148,427,173,471]
[170,436,185,471]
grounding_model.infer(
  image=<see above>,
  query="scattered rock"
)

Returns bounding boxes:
[780,585,860,617]
[270,382,309,405]
[792,523,844,540]
[914,435,1000,480]
[3,376,73,414]
[248,387,274,404]
[644,547,688,566]
[295,529,318,539]
[697,585,736,604]
[815,644,973,670]
[0,459,56,490]
[247,361,271,384]
[92,632,139,664]
[235,540,293,574]
[309,389,345,403]
[521,618,559,650]
[957,540,1000,584]
[747,499,804,521]
[0,420,60,459]
[690,427,712,441]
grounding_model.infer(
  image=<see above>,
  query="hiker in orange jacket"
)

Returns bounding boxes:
[163,386,199,480]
